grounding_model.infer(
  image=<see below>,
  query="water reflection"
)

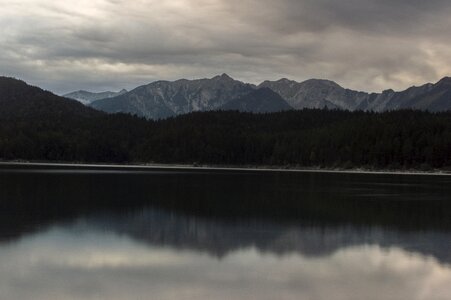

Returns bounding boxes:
[83,208,451,264]
[1,165,451,299]
[0,216,450,300]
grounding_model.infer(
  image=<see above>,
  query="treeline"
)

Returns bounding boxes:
[1,107,451,170]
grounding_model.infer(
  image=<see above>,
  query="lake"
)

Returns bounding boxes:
[0,164,450,300]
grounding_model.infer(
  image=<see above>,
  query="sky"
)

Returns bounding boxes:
[2,0,451,94]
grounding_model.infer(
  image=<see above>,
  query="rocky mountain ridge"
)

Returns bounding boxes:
[85,75,451,119]
[90,74,255,119]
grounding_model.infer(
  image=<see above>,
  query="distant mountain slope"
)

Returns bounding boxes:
[0,77,101,119]
[355,83,435,112]
[260,77,451,112]
[220,88,293,113]
[259,78,369,110]
[386,77,451,112]
[84,74,451,118]
[352,79,451,112]
[90,74,255,119]
[63,89,127,105]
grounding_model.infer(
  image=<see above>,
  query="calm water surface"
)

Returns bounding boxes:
[0,164,451,300]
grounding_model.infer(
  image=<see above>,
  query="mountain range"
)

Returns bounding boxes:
[259,76,451,112]
[3,75,451,169]
[63,74,451,119]
[89,74,256,119]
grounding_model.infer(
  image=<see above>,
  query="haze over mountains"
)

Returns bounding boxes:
[63,89,128,105]
[62,74,451,119]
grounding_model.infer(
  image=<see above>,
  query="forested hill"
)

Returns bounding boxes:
[1,77,451,170]
[0,77,101,119]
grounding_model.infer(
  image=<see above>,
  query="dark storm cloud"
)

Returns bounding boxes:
[271,0,451,34]
[1,0,451,93]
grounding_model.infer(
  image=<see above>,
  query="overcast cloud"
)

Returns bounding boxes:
[1,0,451,94]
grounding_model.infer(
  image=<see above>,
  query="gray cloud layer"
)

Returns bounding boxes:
[1,0,451,94]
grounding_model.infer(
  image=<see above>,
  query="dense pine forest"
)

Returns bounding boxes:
[2,109,451,170]
[1,77,451,170]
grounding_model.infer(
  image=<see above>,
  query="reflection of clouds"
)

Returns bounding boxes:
[0,227,450,300]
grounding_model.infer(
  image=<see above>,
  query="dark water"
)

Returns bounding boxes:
[1,164,451,300]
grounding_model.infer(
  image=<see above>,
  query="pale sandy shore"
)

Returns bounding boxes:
[1,161,451,176]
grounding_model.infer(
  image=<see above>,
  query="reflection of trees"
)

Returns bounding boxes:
[86,207,451,265]
[0,167,450,264]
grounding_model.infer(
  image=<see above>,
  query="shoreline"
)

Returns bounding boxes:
[1,161,451,176]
